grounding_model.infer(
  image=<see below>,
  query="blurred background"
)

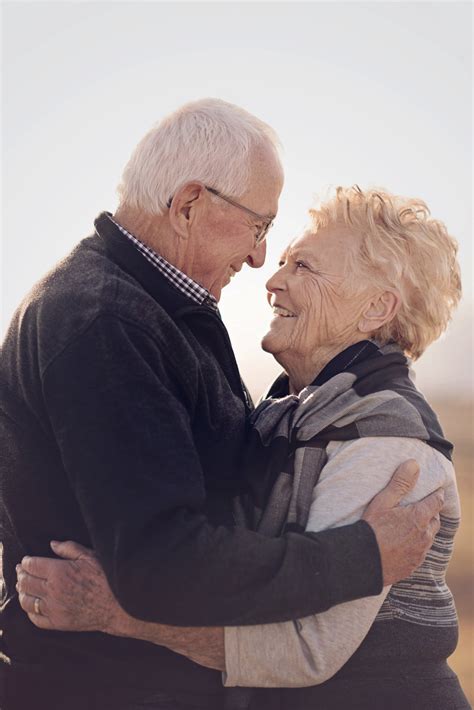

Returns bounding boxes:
[3,1,472,702]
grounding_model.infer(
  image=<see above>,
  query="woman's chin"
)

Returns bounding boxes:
[261,331,274,354]
[261,331,283,355]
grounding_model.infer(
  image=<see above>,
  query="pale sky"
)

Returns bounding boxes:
[2,1,473,400]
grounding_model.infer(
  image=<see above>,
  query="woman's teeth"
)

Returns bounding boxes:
[273,306,296,317]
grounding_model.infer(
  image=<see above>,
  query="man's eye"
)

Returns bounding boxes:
[295,261,307,269]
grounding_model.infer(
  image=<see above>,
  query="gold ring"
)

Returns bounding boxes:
[34,597,42,615]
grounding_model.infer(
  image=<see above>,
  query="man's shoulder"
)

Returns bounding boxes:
[2,235,188,375]
[37,234,158,318]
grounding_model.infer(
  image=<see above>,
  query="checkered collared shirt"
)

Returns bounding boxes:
[108,215,218,312]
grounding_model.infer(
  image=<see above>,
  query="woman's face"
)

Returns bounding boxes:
[262,225,370,363]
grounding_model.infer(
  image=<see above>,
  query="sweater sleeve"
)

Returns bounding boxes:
[42,314,382,627]
[224,437,453,687]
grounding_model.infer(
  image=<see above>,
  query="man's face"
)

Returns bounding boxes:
[191,146,284,300]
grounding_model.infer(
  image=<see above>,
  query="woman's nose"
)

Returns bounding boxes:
[265,267,286,294]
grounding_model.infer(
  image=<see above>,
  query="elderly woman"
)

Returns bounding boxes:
[17,187,468,709]
[223,186,468,708]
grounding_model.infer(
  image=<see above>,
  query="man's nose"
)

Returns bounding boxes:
[246,240,267,269]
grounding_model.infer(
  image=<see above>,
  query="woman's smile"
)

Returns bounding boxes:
[271,305,297,318]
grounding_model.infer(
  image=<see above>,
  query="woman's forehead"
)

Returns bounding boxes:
[281,225,358,263]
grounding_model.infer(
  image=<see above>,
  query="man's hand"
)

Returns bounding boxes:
[16,540,226,670]
[362,459,444,585]
[16,459,440,667]
[16,540,125,633]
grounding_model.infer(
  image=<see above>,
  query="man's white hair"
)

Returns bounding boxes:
[117,98,282,215]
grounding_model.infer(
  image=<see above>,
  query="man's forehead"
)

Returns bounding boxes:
[246,145,284,215]
[250,143,284,180]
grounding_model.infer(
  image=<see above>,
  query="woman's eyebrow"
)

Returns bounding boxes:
[290,249,320,267]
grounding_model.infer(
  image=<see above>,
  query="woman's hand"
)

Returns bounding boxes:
[16,540,130,635]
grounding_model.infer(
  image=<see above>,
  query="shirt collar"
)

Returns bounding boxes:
[107,214,218,312]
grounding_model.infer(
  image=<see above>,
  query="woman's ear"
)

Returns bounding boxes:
[358,289,401,334]
[168,182,206,239]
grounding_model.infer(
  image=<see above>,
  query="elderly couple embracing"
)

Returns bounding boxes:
[1,99,469,710]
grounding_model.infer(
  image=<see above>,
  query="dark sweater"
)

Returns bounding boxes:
[0,213,381,708]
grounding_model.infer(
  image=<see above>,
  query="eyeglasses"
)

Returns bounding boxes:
[205,187,275,247]
[167,185,275,248]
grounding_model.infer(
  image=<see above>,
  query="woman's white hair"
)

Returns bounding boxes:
[117,98,282,215]
[309,186,462,360]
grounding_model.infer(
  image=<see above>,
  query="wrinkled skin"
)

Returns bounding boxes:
[262,224,399,393]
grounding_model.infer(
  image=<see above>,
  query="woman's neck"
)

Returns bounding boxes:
[285,339,365,395]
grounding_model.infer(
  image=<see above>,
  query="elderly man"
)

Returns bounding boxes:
[1,99,441,710]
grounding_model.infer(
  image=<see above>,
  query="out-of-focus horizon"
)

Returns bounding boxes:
[2,2,472,404]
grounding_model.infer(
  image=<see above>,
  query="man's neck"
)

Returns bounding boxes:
[114,206,192,275]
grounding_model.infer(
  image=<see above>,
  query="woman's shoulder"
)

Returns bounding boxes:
[307,437,460,531]
[327,436,453,473]
[323,437,457,504]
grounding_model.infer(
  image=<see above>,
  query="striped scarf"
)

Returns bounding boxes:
[234,341,452,538]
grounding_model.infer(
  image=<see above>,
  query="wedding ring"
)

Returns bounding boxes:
[34,597,42,615]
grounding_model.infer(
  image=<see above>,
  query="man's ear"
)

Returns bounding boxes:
[168,182,207,239]
[358,289,401,334]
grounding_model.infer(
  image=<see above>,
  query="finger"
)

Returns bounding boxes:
[50,540,94,560]
[21,555,58,580]
[16,567,47,597]
[368,459,420,512]
[18,590,35,614]
[427,513,441,539]
[413,488,445,527]
[18,591,48,618]
[27,612,54,630]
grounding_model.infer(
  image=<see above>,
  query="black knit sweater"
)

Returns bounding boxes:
[0,213,381,708]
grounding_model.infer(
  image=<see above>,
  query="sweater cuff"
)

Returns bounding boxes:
[222,626,240,687]
[307,519,383,607]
